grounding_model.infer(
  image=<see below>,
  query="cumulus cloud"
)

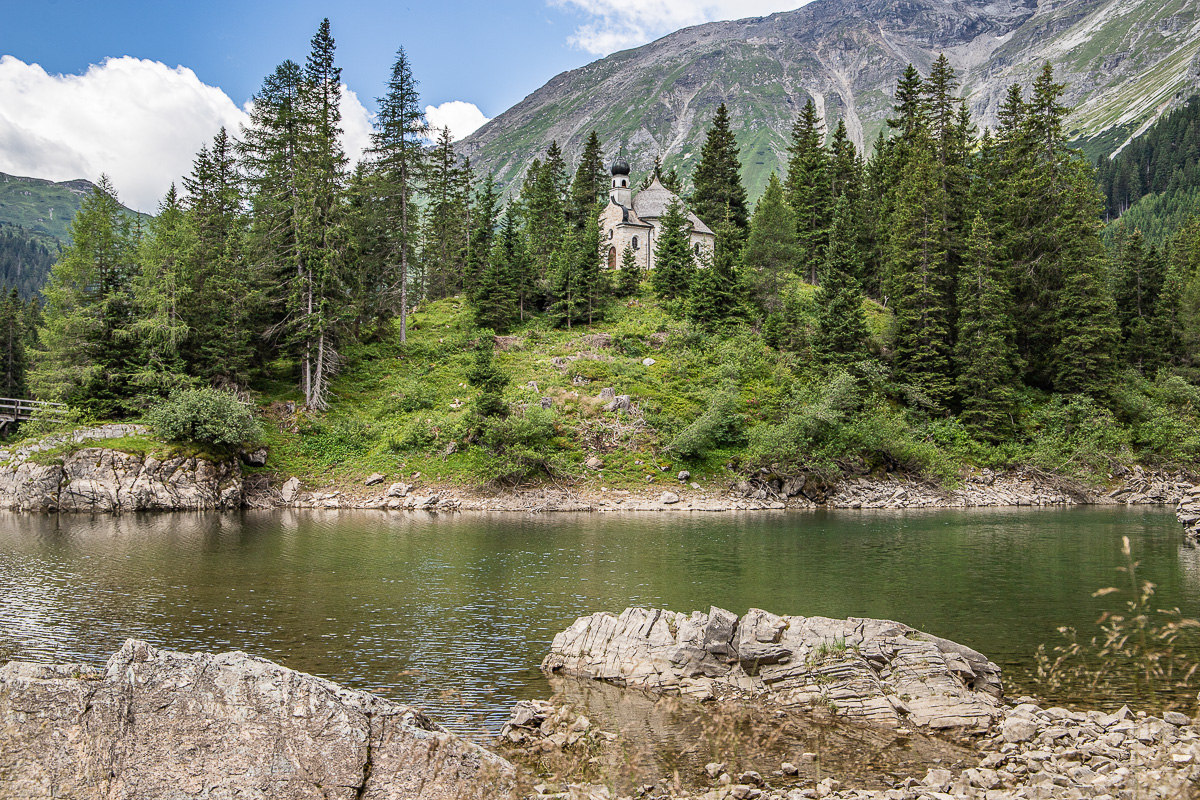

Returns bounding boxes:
[0,55,376,212]
[550,0,809,54]
[425,101,490,142]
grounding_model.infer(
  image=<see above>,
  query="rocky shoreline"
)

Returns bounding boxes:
[0,424,1193,514]
[262,466,1193,515]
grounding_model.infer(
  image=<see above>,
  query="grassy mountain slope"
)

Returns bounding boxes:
[0,172,150,296]
[459,0,1200,202]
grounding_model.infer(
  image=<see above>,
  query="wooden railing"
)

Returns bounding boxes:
[0,398,69,423]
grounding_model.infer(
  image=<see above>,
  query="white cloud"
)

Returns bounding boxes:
[424,101,491,142]
[550,0,809,54]
[0,55,377,212]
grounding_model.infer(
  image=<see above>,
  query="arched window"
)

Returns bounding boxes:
[632,236,639,250]
[694,243,701,255]
[608,246,617,270]
[620,179,627,187]
[608,229,613,240]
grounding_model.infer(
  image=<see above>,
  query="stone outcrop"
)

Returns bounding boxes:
[0,425,242,512]
[0,639,512,799]
[543,607,1003,732]
[1178,484,1200,539]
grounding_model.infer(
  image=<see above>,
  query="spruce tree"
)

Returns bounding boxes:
[32,176,138,414]
[743,173,798,313]
[466,173,500,295]
[690,104,749,237]
[888,144,955,409]
[1110,227,1165,373]
[784,99,831,283]
[369,45,427,343]
[466,330,508,420]
[522,147,567,281]
[473,237,518,333]
[650,199,696,302]
[548,229,584,328]
[421,126,470,300]
[955,214,1020,440]
[813,195,870,366]
[615,244,642,298]
[128,184,192,394]
[687,215,747,330]
[0,288,27,398]
[577,212,608,324]
[569,131,606,228]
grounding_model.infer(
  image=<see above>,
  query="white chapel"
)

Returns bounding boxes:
[598,157,715,272]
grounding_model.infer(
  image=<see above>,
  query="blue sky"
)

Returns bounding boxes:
[0,0,806,209]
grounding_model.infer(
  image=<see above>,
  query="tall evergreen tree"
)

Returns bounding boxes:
[369,45,427,343]
[650,199,696,301]
[955,214,1019,439]
[615,244,642,298]
[743,173,798,313]
[690,104,749,237]
[32,176,138,414]
[688,215,747,329]
[784,99,831,283]
[465,173,501,295]
[473,236,518,332]
[888,145,955,409]
[1110,227,1166,373]
[0,288,27,398]
[812,195,870,366]
[421,126,470,300]
[128,185,192,394]
[569,131,606,228]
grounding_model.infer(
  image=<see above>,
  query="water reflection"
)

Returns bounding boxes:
[0,506,1190,735]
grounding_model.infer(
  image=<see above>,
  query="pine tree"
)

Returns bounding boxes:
[522,146,567,281]
[887,64,927,143]
[690,104,749,237]
[466,330,508,420]
[1110,227,1165,373]
[888,145,955,409]
[615,244,642,298]
[743,173,798,313]
[32,176,138,414]
[569,131,606,228]
[0,288,27,398]
[650,199,696,301]
[473,237,518,332]
[577,212,608,324]
[421,126,470,300]
[813,195,870,366]
[955,214,1020,440]
[548,229,584,328]
[465,173,500,295]
[784,99,831,283]
[688,215,747,329]
[289,18,349,409]
[369,45,427,343]
[128,184,192,394]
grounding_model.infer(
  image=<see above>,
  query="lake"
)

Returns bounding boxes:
[0,506,1194,736]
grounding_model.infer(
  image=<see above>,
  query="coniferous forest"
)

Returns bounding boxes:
[9,21,1200,487]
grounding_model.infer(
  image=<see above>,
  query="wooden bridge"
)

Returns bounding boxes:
[0,398,68,429]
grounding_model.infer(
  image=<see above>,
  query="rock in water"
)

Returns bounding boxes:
[1177,486,1200,539]
[0,639,512,799]
[542,607,1003,731]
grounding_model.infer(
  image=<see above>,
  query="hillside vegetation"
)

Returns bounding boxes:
[7,21,1200,496]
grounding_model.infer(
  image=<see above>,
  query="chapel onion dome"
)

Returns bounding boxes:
[610,158,630,176]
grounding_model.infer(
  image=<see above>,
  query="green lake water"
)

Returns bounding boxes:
[0,506,1195,735]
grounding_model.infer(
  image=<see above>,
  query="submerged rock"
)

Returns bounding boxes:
[0,639,512,799]
[542,607,1003,732]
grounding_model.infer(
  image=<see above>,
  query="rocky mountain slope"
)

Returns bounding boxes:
[458,0,1200,200]
[0,172,144,243]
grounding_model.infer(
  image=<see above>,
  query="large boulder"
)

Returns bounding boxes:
[0,639,512,799]
[0,425,242,512]
[542,607,1003,732]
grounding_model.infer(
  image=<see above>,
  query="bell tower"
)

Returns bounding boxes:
[610,158,632,207]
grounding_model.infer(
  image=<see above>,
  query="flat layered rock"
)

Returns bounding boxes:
[542,607,1003,732]
[0,639,511,799]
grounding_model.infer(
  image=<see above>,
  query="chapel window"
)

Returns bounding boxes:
[632,236,639,250]
[608,246,617,270]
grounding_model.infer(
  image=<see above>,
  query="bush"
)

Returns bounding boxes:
[667,383,745,459]
[300,416,376,465]
[391,378,437,413]
[146,388,261,448]
[478,407,566,484]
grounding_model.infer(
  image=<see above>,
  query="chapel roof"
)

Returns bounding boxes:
[632,177,714,236]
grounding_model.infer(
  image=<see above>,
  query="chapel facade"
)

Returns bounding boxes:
[598,158,715,273]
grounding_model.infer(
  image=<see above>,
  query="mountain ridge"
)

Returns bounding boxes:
[458,0,1200,199]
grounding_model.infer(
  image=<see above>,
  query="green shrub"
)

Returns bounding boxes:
[668,383,746,459]
[478,407,567,484]
[386,416,442,453]
[391,378,437,412]
[146,389,261,448]
[1024,395,1132,479]
[299,417,376,465]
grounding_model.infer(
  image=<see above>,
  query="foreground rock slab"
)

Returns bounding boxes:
[0,639,511,799]
[543,607,1003,732]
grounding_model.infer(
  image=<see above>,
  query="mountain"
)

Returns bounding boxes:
[0,172,147,244]
[458,0,1200,200]
[0,172,149,297]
